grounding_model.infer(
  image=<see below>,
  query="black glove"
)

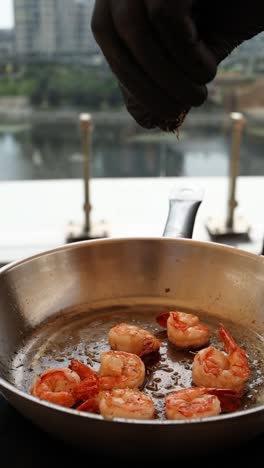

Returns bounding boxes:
[91,1,264,131]
[194,1,264,64]
[91,0,217,131]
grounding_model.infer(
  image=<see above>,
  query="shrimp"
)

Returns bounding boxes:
[69,359,99,401]
[192,323,250,392]
[69,358,97,380]
[157,311,211,349]
[98,351,145,390]
[66,353,145,403]
[109,323,160,356]
[165,387,240,420]
[76,397,100,413]
[98,388,155,420]
[31,368,80,407]
[70,356,147,415]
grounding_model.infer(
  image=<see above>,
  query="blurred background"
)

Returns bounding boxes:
[0,0,263,264]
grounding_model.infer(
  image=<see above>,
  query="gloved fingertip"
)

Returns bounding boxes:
[120,83,190,132]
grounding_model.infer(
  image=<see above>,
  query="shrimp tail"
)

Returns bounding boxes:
[218,395,242,413]
[207,388,242,397]
[156,312,170,328]
[76,397,99,413]
[206,387,242,413]
[73,375,99,401]
[218,323,237,353]
[69,359,98,380]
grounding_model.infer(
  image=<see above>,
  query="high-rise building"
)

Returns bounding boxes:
[14,0,98,57]
[0,30,15,57]
[74,0,97,53]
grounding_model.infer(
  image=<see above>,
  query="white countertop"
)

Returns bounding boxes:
[0,176,263,263]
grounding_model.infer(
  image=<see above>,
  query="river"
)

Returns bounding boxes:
[0,121,263,180]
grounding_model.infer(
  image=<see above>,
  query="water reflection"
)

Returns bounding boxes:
[0,123,263,180]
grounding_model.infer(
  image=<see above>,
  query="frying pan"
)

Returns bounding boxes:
[0,186,263,458]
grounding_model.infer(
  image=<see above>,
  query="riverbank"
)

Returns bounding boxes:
[2,97,264,143]
[1,102,264,136]
[0,96,229,130]
[0,101,133,126]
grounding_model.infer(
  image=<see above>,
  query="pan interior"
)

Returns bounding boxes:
[10,304,264,420]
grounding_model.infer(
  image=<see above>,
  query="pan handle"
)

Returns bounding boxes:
[163,185,204,239]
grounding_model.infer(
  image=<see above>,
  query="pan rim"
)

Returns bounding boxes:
[1,376,264,425]
[0,237,263,425]
[0,237,263,274]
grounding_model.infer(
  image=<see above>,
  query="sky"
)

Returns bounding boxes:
[0,0,14,29]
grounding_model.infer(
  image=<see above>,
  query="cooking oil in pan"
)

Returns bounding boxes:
[11,305,264,419]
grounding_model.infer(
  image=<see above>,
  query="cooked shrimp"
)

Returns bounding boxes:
[69,359,99,401]
[98,351,145,390]
[31,368,80,407]
[67,354,145,400]
[192,323,250,392]
[165,387,240,420]
[98,388,155,420]
[76,397,100,413]
[157,311,210,349]
[109,323,160,356]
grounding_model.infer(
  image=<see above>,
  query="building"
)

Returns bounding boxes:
[221,32,264,70]
[0,29,15,57]
[74,0,97,54]
[14,0,98,57]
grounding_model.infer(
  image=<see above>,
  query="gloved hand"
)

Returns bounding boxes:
[91,1,264,131]
[91,0,217,131]
[193,1,264,64]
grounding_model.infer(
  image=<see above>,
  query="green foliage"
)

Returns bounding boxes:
[0,79,19,96]
[0,64,123,109]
